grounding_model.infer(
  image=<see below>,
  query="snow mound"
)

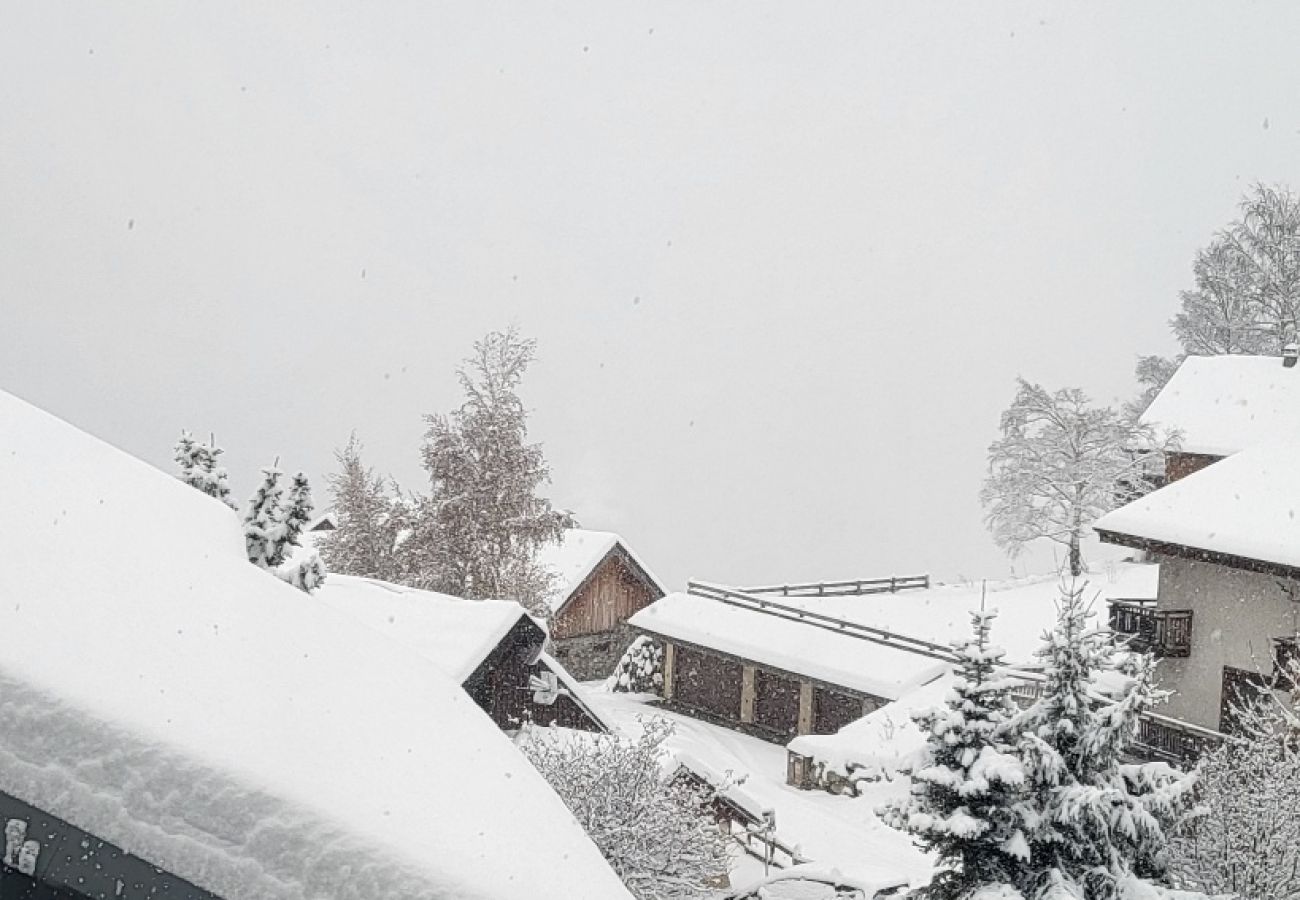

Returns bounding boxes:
[0,389,631,900]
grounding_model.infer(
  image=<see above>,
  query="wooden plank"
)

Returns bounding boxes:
[797,681,813,735]
[663,641,676,702]
[740,665,756,724]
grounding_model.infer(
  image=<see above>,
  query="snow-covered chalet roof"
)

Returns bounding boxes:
[0,388,632,900]
[1095,442,1300,574]
[535,528,666,613]
[1141,354,1300,456]
[629,592,950,700]
[316,573,534,683]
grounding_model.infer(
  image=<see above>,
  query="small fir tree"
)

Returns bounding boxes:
[883,609,1030,900]
[174,430,237,509]
[267,471,314,568]
[1007,580,1198,900]
[279,553,327,594]
[243,466,285,569]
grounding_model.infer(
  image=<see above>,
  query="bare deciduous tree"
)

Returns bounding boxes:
[981,380,1173,576]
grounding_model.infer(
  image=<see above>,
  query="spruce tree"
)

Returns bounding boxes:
[243,466,284,569]
[884,609,1030,899]
[267,471,314,568]
[1008,579,1197,900]
[174,430,237,509]
[318,436,409,582]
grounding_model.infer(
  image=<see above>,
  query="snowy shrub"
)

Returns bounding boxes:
[1169,697,1300,899]
[609,636,664,694]
[519,718,731,900]
[881,609,1030,900]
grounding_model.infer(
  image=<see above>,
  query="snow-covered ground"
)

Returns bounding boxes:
[579,687,934,891]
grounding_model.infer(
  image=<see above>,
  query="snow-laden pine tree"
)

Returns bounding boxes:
[883,609,1030,900]
[174,430,237,509]
[268,471,313,568]
[519,718,730,900]
[1007,580,1198,900]
[981,381,1173,577]
[243,466,285,569]
[413,328,573,613]
[318,435,410,582]
[608,636,664,694]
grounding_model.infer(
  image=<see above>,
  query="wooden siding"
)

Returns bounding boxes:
[754,670,801,737]
[814,687,867,734]
[1165,451,1221,484]
[551,547,663,640]
[673,644,743,719]
[462,618,606,733]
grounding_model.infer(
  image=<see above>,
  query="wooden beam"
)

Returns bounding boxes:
[797,681,814,735]
[740,665,756,723]
[662,641,676,702]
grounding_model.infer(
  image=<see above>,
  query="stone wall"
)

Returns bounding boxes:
[550,624,637,681]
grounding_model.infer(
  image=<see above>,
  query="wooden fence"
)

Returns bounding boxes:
[740,574,930,598]
[686,580,960,663]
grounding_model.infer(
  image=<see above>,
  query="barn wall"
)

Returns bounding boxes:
[551,550,662,641]
[1165,452,1221,483]
[659,637,887,744]
[550,625,633,681]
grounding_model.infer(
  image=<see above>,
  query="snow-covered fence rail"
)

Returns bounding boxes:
[686,581,961,663]
[739,574,930,598]
[729,820,811,871]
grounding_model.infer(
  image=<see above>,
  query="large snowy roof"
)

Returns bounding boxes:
[1095,442,1300,574]
[629,592,951,700]
[1141,354,1300,456]
[534,528,666,613]
[0,389,632,900]
[316,574,533,683]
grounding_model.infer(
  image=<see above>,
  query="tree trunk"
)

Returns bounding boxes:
[1069,532,1082,577]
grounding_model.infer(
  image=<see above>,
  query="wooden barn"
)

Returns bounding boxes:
[628,580,951,744]
[317,573,610,734]
[536,529,667,680]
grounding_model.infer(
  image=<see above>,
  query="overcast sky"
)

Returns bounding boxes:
[3,3,1299,591]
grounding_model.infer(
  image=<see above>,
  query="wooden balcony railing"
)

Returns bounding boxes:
[1107,600,1193,658]
[1131,712,1223,765]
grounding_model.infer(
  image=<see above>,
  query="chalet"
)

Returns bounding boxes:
[0,388,633,900]
[627,581,952,744]
[536,529,667,679]
[1142,352,1300,483]
[316,573,610,734]
[1091,351,1300,756]
[1096,442,1300,738]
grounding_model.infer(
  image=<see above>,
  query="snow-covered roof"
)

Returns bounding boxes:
[1141,354,1300,456]
[629,593,951,700]
[1095,442,1300,573]
[316,573,533,683]
[0,389,632,900]
[535,528,666,613]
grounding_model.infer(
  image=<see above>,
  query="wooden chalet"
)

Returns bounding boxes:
[628,578,951,744]
[1092,352,1300,755]
[536,529,667,680]
[317,573,610,734]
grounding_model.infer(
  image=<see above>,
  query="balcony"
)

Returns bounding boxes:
[1130,712,1222,765]
[1107,599,1193,658]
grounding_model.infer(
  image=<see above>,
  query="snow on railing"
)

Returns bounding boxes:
[738,574,930,598]
[686,580,960,663]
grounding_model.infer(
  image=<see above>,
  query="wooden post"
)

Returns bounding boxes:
[662,642,676,702]
[740,665,757,723]
[797,681,814,735]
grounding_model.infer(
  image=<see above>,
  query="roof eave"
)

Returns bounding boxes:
[1096,528,1300,580]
